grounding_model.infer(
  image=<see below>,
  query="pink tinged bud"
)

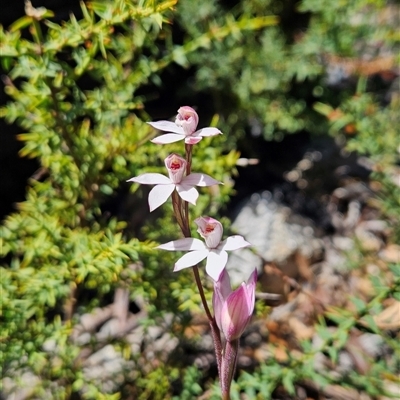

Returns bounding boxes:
[194,216,223,249]
[175,106,199,136]
[164,153,187,184]
[213,268,257,342]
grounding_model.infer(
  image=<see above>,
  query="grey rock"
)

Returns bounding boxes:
[2,372,40,400]
[243,331,263,348]
[358,333,384,358]
[337,351,354,374]
[227,194,323,285]
[85,344,119,367]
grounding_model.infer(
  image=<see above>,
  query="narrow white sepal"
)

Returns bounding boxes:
[182,173,221,187]
[148,184,175,211]
[218,236,251,251]
[147,120,184,134]
[196,127,222,137]
[174,250,209,271]
[127,173,171,185]
[156,238,206,251]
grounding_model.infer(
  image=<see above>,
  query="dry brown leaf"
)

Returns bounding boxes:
[288,317,315,341]
[380,244,400,263]
[374,301,400,330]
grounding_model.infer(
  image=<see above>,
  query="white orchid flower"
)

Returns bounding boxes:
[156,216,250,280]
[149,106,222,145]
[127,154,220,211]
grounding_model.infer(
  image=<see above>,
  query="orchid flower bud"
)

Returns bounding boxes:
[213,268,257,342]
[164,153,187,184]
[175,106,199,136]
[194,216,223,249]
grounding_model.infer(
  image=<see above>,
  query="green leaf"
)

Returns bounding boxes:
[72,378,84,391]
[172,47,189,68]
[0,57,13,71]
[362,314,380,334]
[282,369,296,395]
[316,325,332,341]
[98,31,107,59]
[350,296,366,314]
[100,184,113,195]
[152,13,163,29]
[9,16,33,32]
[389,264,400,277]
[80,1,93,23]
[327,346,338,364]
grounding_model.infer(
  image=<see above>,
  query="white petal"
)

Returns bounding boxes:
[127,173,171,185]
[205,250,228,281]
[157,238,206,251]
[176,184,199,205]
[151,133,185,144]
[147,121,184,134]
[182,173,221,187]
[218,235,251,251]
[174,250,209,272]
[195,127,222,137]
[148,184,175,212]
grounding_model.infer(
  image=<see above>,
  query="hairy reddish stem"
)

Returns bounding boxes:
[221,339,239,399]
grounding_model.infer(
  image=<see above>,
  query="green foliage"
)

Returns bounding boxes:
[315,83,400,239]
[172,366,203,400]
[177,0,398,141]
[0,0,270,397]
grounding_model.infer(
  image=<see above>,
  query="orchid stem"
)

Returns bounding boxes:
[171,192,186,234]
[184,143,192,224]
[192,265,213,321]
[171,141,223,387]
[221,339,239,399]
[173,143,214,320]
[210,316,223,377]
[184,143,193,175]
